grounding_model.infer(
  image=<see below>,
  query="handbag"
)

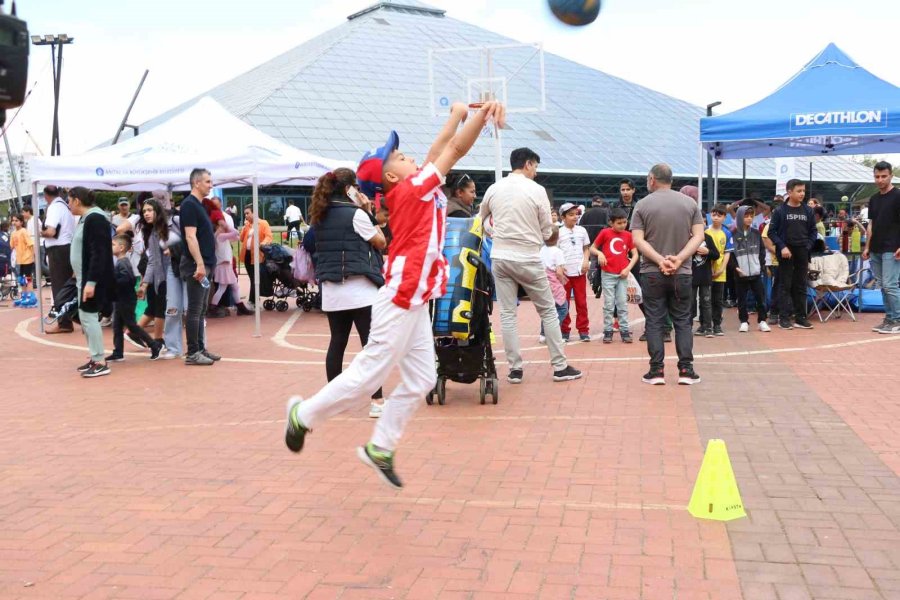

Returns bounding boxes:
[292,245,315,283]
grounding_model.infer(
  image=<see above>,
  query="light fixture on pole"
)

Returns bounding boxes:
[31,33,74,156]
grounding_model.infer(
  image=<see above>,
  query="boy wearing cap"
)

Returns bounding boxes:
[284,101,506,489]
[557,202,592,341]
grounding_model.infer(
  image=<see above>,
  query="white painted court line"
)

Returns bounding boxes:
[14,315,900,367]
[369,495,682,512]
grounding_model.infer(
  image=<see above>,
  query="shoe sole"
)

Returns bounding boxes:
[678,377,701,385]
[356,446,402,490]
[185,359,214,366]
[285,396,306,453]
[794,325,814,329]
[507,377,523,384]
[877,329,900,335]
[106,357,125,362]
[642,377,665,385]
[553,373,583,382]
[158,354,180,360]
[124,337,148,350]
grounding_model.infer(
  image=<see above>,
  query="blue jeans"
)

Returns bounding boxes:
[870,252,900,321]
[601,271,630,333]
[539,302,569,336]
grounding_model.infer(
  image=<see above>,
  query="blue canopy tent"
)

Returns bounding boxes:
[700,43,900,160]
[698,43,896,314]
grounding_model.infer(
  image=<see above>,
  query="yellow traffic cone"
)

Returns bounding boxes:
[688,439,746,521]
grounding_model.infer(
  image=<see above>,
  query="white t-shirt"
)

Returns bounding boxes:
[284,205,303,223]
[320,210,380,312]
[557,225,591,276]
[43,198,76,247]
[540,245,565,272]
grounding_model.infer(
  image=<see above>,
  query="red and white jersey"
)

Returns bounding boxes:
[383,162,448,309]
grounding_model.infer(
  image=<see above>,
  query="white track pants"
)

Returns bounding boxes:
[295,288,437,452]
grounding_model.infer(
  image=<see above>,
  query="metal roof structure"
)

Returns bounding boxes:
[126,0,875,184]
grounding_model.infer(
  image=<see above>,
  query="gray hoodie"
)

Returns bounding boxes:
[731,206,765,278]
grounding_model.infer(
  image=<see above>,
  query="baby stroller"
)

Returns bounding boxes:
[44,277,79,325]
[259,244,321,312]
[428,217,498,406]
[0,235,16,303]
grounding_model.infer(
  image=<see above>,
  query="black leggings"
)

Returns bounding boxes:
[326,306,383,400]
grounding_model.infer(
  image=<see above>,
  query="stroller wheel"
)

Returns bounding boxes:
[302,302,312,313]
[490,377,499,404]
[263,299,276,311]
[479,378,487,405]
[425,388,434,405]
[275,300,290,312]
[436,378,446,405]
[295,297,303,308]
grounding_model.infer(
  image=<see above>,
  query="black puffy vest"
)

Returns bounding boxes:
[314,201,384,287]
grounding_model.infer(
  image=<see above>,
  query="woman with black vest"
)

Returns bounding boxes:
[310,168,387,418]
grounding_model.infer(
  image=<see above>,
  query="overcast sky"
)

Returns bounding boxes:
[6,0,899,159]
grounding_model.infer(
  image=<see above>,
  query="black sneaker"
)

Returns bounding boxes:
[794,318,814,329]
[150,342,163,361]
[507,369,524,384]
[694,327,708,337]
[284,396,310,453]
[201,349,222,361]
[561,333,570,342]
[357,443,402,489]
[76,359,94,373]
[552,366,582,382]
[713,326,724,336]
[603,331,614,344]
[105,353,125,362]
[678,366,701,385]
[620,331,633,344]
[639,332,647,342]
[778,318,794,330]
[82,362,110,378]
[706,329,715,338]
[124,331,148,349]
[642,368,665,385]
[664,331,673,342]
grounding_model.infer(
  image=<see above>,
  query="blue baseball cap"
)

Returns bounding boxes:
[357,130,400,198]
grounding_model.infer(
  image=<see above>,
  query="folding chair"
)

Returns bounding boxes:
[807,253,864,322]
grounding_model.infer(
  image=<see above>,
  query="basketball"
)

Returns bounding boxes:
[548,0,601,26]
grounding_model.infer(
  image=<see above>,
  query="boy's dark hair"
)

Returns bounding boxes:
[608,208,628,222]
[786,179,805,192]
[113,234,132,251]
[510,147,540,170]
[874,160,893,173]
[711,203,728,215]
[814,206,826,219]
[619,178,635,189]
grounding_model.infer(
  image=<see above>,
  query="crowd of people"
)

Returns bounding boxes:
[1,97,897,488]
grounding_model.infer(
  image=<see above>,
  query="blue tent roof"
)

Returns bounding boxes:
[700,43,900,159]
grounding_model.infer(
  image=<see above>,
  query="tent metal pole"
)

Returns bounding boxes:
[697,143,704,211]
[742,159,747,197]
[714,158,719,205]
[33,181,44,333]
[252,176,261,338]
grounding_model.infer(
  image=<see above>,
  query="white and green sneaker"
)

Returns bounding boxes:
[284,396,310,453]
[357,443,402,489]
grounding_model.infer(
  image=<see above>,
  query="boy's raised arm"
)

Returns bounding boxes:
[434,101,506,177]
[425,103,469,166]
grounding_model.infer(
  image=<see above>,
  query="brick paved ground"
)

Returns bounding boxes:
[1,285,898,599]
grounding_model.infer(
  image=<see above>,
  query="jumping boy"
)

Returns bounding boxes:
[591,208,638,343]
[284,101,507,489]
[706,204,733,336]
[108,235,163,362]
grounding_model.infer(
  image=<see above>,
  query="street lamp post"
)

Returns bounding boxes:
[706,101,721,211]
[30,33,73,156]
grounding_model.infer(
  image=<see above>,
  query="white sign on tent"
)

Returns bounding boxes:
[774,157,794,197]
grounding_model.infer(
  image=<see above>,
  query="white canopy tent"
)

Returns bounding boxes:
[29,97,353,336]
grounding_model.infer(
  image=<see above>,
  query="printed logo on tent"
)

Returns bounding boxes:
[95,168,105,176]
[790,109,887,131]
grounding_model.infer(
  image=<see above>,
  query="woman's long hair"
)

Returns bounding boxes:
[309,168,358,226]
[140,198,169,248]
